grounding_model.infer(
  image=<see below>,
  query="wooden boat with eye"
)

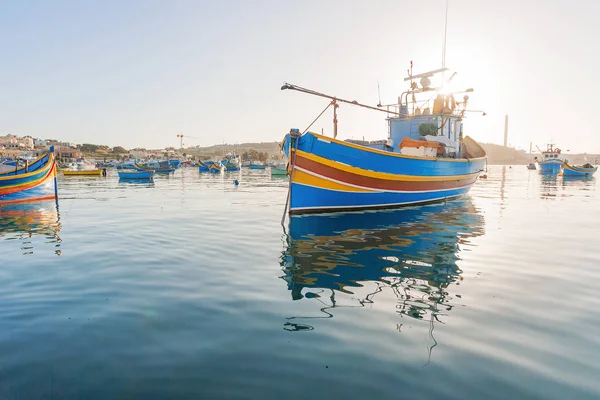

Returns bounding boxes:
[560,163,597,177]
[0,148,58,204]
[280,64,486,214]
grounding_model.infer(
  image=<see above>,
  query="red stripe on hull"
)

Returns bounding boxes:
[294,155,478,191]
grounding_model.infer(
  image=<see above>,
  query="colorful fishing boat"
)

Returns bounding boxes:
[271,162,288,176]
[249,161,267,170]
[118,170,154,179]
[198,160,223,173]
[280,65,487,214]
[0,148,58,204]
[534,144,565,173]
[168,159,181,169]
[560,163,597,177]
[222,154,241,171]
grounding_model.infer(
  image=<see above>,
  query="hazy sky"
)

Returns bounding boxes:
[1,0,598,152]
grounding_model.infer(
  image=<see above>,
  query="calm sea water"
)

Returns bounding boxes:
[0,166,599,399]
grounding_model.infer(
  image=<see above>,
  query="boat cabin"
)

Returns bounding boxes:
[344,67,474,159]
[349,92,466,158]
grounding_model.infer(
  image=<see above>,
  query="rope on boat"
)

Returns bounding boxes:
[281,101,334,228]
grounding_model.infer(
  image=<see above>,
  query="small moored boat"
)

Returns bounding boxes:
[271,162,288,176]
[134,161,175,173]
[198,160,223,173]
[526,163,536,170]
[249,161,267,170]
[118,170,154,179]
[560,163,597,177]
[63,169,103,176]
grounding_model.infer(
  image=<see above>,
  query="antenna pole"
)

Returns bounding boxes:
[442,0,449,79]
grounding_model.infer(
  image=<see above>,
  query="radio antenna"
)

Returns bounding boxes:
[442,0,449,79]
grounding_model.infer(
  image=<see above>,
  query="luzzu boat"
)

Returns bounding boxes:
[280,66,487,214]
[0,148,58,204]
[560,163,597,177]
[534,144,565,173]
[198,160,223,173]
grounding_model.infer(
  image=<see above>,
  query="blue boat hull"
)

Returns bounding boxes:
[536,160,563,173]
[282,132,486,214]
[118,171,154,179]
[561,165,597,177]
[249,165,266,170]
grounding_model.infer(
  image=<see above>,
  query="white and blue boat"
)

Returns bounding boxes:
[560,163,597,177]
[280,65,487,214]
[118,170,154,180]
[222,154,241,171]
[534,144,565,173]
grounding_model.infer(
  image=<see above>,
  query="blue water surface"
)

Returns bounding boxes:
[0,166,599,399]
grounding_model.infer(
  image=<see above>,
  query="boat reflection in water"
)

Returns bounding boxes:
[0,200,62,256]
[281,199,484,332]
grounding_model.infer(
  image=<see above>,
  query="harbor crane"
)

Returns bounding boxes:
[176,134,198,150]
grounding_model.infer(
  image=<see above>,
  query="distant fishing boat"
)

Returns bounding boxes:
[222,154,241,171]
[198,160,223,173]
[241,160,251,168]
[534,144,565,173]
[0,148,58,204]
[527,163,536,170]
[280,64,487,214]
[118,170,154,179]
[63,169,103,176]
[271,162,288,176]
[249,161,266,170]
[560,163,597,177]
[168,159,181,169]
[135,160,175,173]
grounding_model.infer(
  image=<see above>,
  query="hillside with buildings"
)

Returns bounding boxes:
[2,134,598,165]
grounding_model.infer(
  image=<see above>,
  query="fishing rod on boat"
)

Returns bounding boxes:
[281,83,403,117]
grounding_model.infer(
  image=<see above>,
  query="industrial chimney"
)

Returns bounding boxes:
[503,114,509,147]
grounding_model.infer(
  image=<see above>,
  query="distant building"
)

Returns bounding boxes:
[0,134,34,150]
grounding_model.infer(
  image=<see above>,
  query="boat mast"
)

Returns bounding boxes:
[442,0,449,80]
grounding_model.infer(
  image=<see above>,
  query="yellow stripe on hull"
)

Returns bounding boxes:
[295,150,479,182]
[293,168,374,192]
